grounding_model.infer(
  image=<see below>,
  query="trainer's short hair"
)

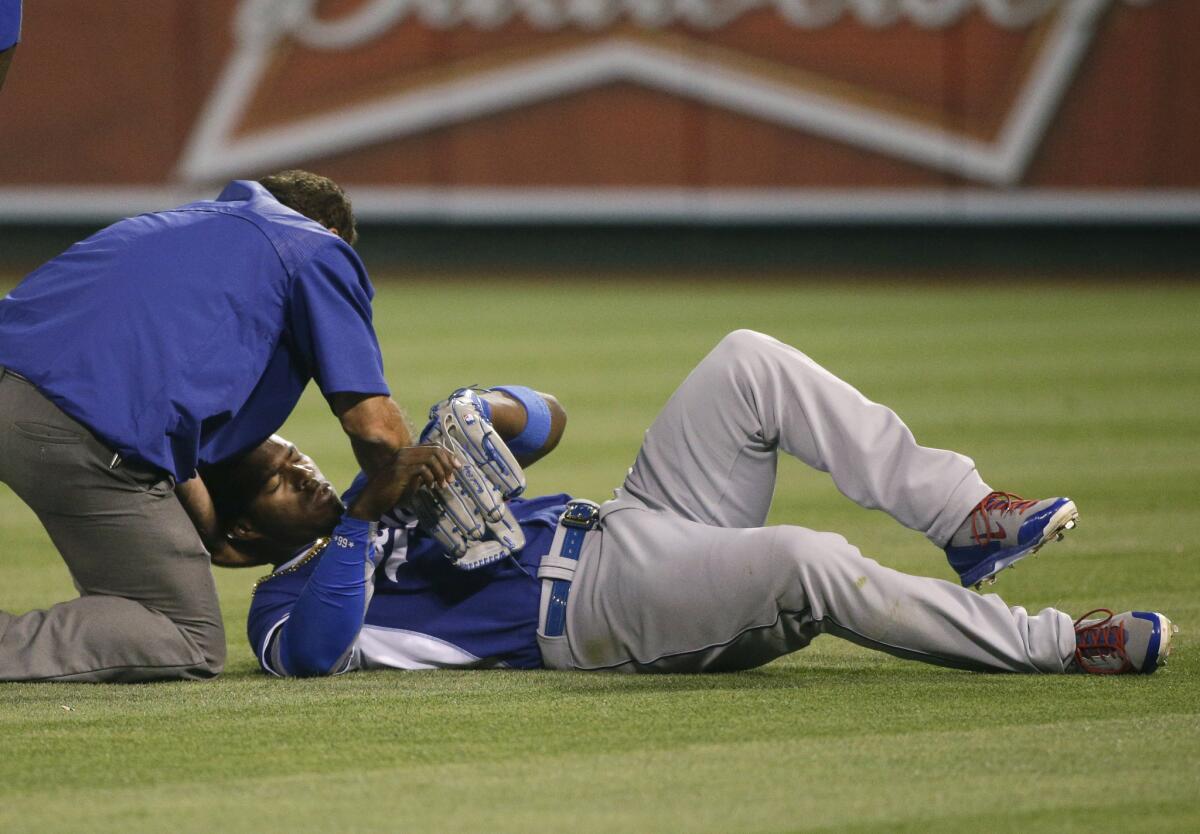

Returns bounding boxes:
[258,169,358,246]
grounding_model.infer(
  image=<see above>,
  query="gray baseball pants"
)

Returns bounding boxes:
[538,330,1075,674]
[0,369,224,682]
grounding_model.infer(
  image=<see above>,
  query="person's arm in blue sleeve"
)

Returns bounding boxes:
[266,516,379,677]
[289,242,388,399]
[289,241,423,478]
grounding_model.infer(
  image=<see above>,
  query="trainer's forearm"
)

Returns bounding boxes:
[330,393,414,474]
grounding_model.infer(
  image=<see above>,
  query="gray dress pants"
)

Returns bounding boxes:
[539,330,1075,674]
[0,369,224,682]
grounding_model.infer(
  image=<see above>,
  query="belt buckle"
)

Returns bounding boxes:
[561,499,600,530]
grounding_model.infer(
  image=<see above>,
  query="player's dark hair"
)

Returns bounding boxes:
[258,169,359,246]
[198,455,261,531]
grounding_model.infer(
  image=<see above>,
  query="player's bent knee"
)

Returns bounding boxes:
[699,330,776,381]
[714,328,771,357]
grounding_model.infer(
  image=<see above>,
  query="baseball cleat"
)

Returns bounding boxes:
[1071,609,1178,675]
[944,491,1078,588]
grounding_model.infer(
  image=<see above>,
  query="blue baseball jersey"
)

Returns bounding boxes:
[0,1,20,51]
[0,180,388,479]
[247,490,570,674]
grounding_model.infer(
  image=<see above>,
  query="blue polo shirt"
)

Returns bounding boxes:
[0,1,20,51]
[0,181,389,478]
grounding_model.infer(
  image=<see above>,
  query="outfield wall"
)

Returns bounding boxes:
[0,0,1198,226]
[2,222,1197,278]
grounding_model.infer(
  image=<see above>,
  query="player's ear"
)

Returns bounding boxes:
[327,226,338,238]
[227,518,265,543]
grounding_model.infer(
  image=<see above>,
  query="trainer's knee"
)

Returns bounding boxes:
[179,617,226,679]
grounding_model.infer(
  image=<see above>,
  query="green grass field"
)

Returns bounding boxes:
[1,279,1198,833]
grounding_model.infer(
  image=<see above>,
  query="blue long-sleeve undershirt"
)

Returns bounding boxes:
[271,516,378,677]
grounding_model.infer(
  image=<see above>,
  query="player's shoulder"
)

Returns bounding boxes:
[250,540,328,600]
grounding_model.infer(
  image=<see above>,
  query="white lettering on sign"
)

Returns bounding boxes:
[180,0,1158,187]
[234,0,1158,50]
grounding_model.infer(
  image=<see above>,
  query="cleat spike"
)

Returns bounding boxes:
[1056,532,1065,542]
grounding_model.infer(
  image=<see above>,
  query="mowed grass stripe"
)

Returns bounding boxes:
[2,714,1196,833]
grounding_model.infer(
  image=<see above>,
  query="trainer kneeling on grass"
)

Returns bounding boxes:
[0,170,456,683]
[206,331,1175,678]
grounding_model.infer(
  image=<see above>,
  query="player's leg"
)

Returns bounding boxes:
[0,374,223,682]
[620,329,989,545]
[560,508,1075,674]
[619,330,1078,587]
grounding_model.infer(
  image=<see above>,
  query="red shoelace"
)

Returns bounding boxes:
[968,491,1040,546]
[1073,608,1131,674]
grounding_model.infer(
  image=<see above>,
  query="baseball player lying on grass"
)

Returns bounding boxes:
[204,330,1176,678]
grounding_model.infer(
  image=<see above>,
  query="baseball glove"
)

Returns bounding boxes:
[414,388,526,570]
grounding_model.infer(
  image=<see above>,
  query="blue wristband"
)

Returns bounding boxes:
[494,385,551,457]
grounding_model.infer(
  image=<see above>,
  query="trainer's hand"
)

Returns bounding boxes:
[347,445,460,521]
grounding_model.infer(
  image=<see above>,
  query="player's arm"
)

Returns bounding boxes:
[266,517,376,677]
[477,386,567,467]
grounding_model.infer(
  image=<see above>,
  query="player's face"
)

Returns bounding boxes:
[238,436,344,546]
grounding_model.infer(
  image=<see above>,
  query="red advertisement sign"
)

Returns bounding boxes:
[1,0,1197,221]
